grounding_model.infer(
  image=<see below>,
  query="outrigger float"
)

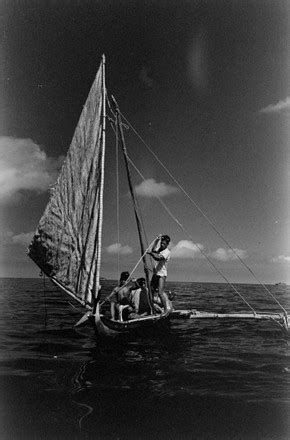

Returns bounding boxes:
[170,310,289,333]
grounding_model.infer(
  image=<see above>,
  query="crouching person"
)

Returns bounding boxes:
[128,278,151,319]
[109,271,133,320]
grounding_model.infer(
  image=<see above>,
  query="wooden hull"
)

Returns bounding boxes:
[74,303,289,334]
[92,304,171,337]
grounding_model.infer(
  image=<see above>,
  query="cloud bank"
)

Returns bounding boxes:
[12,231,34,246]
[271,255,290,264]
[210,248,248,262]
[170,242,248,262]
[171,240,204,259]
[134,178,178,198]
[260,97,290,114]
[0,228,34,246]
[106,243,133,255]
[0,136,63,203]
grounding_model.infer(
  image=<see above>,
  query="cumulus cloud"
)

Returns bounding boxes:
[171,240,204,259]
[260,97,290,114]
[271,255,290,264]
[0,228,34,246]
[210,248,248,262]
[0,136,64,203]
[106,243,133,255]
[134,178,178,198]
[12,231,34,246]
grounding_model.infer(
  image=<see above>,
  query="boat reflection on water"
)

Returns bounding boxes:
[70,313,290,438]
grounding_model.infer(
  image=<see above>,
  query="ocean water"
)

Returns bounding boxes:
[0,278,290,440]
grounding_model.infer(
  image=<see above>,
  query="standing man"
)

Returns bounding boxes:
[147,234,171,312]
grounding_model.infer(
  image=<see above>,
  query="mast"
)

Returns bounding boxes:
[94,54,106,302]
[112,96,153,312]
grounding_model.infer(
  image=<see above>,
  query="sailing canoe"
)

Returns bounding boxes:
[28,55,171,336]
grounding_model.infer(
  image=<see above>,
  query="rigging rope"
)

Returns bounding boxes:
[115,112,120,278]
[107,104,154,275]
[40,271,47,328]
[126,156,256,314]
[119,111,288,315]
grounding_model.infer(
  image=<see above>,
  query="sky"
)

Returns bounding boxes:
[1,0,290,284]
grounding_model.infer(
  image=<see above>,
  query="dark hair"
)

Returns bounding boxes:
[161,235,170,244]
[137,277,146,286]
[120,271,130,281]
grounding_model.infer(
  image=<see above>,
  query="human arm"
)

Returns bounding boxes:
[104,287,118,303]
[147,247,170,261]
[110,301,116,320]
[147,250,165,261]
[128,290,138,313]
[153,303,163,313]
[147,234,163,258]
[148,234,162,253]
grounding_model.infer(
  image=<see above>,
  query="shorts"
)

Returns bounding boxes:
[150,274,166,291]
[119,297,130,306]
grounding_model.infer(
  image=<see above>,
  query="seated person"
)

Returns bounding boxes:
[128,278,151,319]
[151,286,175,313]
[109,271,133,320]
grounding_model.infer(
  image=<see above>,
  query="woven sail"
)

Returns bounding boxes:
[28,62,104,306]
